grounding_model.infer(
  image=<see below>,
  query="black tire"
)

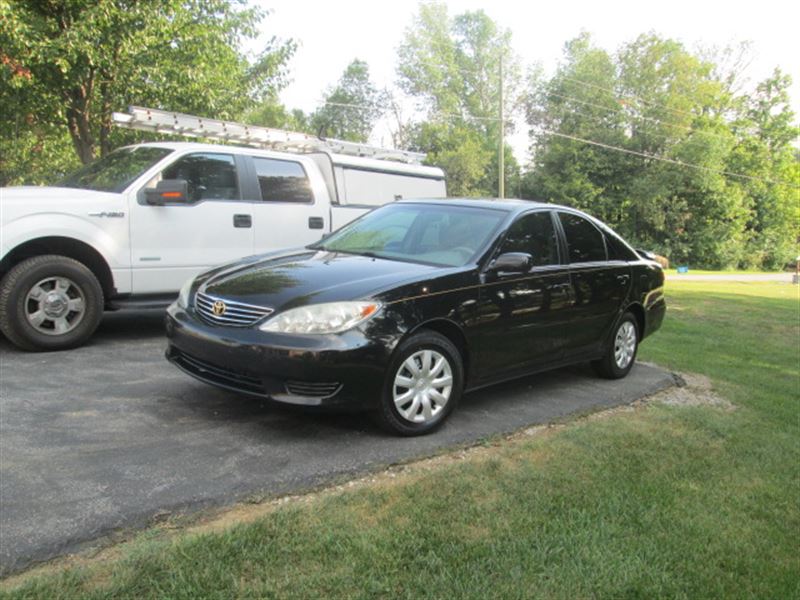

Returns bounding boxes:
[0,255,104,352]
[376,330,464,436]
[592,311,639,379]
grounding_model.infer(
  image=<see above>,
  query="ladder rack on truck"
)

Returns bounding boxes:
[112,106,426,165]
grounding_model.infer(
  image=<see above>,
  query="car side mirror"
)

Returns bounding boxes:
[145,179,189,205]
[636,248,656,260]
[487,252,532,275]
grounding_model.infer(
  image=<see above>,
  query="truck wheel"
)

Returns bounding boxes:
[0,255,104,351]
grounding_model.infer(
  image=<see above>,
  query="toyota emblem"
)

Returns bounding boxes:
[212,300,226,316]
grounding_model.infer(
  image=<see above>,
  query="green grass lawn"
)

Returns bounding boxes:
[3,281,799,599]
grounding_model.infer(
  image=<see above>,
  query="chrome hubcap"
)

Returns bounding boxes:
[393,349,453,424]
[614,321,637,369]
[25,277,86,336]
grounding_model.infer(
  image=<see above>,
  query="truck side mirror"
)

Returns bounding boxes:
[145,179,189,205]
[487,252,532,275]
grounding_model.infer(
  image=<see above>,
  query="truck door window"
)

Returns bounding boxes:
[252,157,314,203]
[149,153,239,202]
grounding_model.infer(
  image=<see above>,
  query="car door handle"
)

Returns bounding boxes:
[308,216,325,230]
[616,274,630,285]
[233,214,252,228]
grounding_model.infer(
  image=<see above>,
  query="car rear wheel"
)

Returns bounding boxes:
[376,330,463,436]
[0,255,104,352]
[592,312,639,379]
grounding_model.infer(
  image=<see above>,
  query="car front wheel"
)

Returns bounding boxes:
[0,255,104,351]
[376,330,464,436]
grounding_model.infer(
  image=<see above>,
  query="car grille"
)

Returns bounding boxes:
[285,380,342,398]
[195,291,273,327]
[170,349,266,396]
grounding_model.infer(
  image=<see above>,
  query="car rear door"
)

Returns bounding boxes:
[557,211,631,355]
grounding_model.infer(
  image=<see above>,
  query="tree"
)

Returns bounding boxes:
[396,1,520,196]
[0,0,295,183]
[522,32,796,268]
[727,69,800,269]
[310,59,386,142]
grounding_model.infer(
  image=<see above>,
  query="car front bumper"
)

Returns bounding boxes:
[165,304,395,409]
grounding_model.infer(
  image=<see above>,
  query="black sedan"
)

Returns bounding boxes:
[165,199,665,435]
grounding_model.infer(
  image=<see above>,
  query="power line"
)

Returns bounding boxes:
[536,128,799,188]
[312,100,795,188]
[560,75,711,122]
[543,91,734,143]
[324,100,504,123]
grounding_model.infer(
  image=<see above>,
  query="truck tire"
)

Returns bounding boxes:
[0,255,104,352]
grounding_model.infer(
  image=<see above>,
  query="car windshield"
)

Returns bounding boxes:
[311,203,508,267]
[59,146,173,193]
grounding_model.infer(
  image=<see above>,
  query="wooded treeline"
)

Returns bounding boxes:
[1,0,797,268]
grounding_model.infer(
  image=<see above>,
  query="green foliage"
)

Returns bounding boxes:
[397,1,520,196]
[243,98,311,132]
[309,59,386,142]
[0,0,295,184]
[524,33,799,269]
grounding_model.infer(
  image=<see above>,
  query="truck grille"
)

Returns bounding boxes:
[195,292,273,327]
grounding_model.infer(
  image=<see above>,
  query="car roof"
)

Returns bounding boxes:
[397,197,569,215]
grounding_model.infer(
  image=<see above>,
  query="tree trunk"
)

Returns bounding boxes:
[64,70,95,164]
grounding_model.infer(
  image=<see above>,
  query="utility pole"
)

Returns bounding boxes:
[498,54,504,199]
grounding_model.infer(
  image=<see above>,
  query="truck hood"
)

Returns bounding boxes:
[201,249,443,311]
[1,186,125,228]
[1,186,122,204]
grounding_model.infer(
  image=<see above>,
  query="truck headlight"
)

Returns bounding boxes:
[177,277,194,308]
[259,301,381,334]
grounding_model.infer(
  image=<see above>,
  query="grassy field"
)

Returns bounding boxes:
[2,280,798,599]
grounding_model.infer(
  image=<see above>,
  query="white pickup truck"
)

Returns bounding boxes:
[0,141,445,351]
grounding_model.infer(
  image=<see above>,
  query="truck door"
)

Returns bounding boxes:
[245,156,330,251]
[128,152,254,293]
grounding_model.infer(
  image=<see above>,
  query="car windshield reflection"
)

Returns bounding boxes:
[312,203,507,267]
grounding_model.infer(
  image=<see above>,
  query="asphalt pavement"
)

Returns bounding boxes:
[0,310,675,575]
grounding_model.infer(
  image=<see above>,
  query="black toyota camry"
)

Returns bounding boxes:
[165,199,665,435]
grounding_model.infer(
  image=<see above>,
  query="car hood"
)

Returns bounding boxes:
[201,249,445,311]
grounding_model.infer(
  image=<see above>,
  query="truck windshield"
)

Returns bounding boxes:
[311,203,507,267]
[59,147,173,193]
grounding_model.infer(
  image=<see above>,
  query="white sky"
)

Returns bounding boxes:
[247,0,799,162]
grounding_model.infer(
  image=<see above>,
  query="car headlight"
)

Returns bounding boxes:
[177,277,194,308]
[259,301,381,334]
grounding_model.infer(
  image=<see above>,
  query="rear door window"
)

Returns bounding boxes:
[558,212,607,263]
[252,157,314,203]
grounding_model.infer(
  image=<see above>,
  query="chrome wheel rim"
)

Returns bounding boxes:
[614,321,637,369]
[24,277,86,336]
[393,349,453,424]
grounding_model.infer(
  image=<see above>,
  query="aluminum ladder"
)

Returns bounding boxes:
[112,105,425,164]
